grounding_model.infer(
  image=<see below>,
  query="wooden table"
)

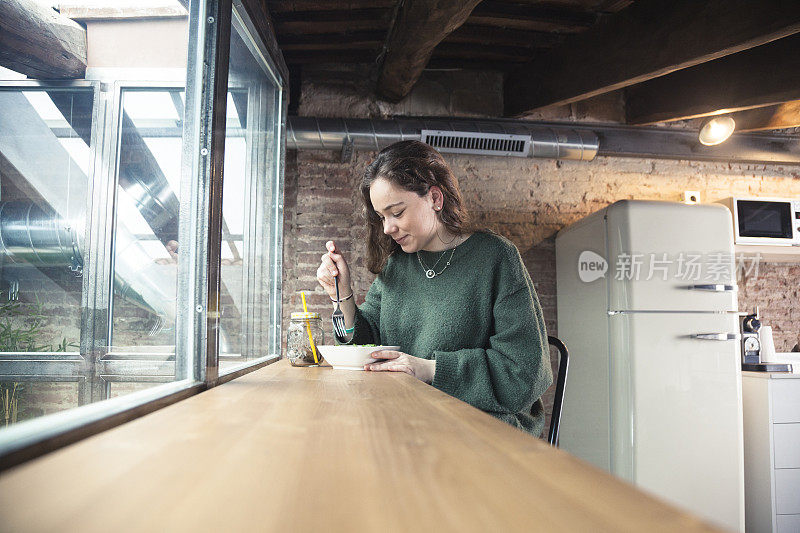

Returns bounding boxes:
[0,360,722,532]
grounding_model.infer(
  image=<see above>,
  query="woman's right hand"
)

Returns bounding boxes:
[316,240,353,301]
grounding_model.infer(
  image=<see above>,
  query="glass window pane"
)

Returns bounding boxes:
[0,89,90,357]
[1,380,82,426]
[0,87,90,428]
[0,84,95,428]
[110,89,183,352]
[218,7,283,374]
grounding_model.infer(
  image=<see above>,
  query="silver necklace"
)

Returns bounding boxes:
[417,247,456,278]
[416,236,463,278]
[425,248,449,271]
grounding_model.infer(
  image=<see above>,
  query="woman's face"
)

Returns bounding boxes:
[369,177,442,253]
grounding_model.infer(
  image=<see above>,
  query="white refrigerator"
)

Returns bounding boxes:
[556,200,744,532]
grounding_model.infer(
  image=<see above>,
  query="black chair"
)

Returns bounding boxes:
[546,335,569,447]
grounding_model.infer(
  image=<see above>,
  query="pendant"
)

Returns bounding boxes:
[425,269,435,279]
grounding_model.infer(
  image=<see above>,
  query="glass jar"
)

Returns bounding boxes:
[287,312,324,367]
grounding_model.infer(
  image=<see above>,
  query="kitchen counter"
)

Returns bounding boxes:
[742,371,800,531]
[742,371,800,379]
[0,360,723,532]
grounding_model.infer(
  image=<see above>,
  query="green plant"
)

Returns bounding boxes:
[1,383,20,427]
[0,299,79,427]
[0,300,78,352]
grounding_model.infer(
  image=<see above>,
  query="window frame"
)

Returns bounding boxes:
[0,0,289,470]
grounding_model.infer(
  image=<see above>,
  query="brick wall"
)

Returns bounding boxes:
[2,65,799,431]
[282,66,800,433]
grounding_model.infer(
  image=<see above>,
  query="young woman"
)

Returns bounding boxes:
[316,141,552,436]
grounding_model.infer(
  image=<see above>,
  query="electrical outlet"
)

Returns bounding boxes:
[683,191,701,204]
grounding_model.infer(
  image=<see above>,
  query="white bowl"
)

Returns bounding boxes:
[316,345,400,371]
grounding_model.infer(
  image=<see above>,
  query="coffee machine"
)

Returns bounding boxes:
[740,307,792,372]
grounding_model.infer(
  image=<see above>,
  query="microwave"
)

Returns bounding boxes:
[717,197,800,246]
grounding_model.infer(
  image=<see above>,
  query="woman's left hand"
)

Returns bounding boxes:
[365,350,436,384]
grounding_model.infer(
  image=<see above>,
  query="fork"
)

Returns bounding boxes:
[332,275,347,339]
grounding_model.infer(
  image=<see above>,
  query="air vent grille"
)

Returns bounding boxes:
[421,130,530,157]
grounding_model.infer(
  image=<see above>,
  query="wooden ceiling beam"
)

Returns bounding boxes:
[267,1,396,13]
[432,43,533,62]
[282,49,379,64]
[425,58,521,72]
[461,16,585,32]
[278,31,385,51]
[504,0,800,117]
[281,41,381,51]
[278,31,386,46]
[625,35,800,124]
[444,25,562,49]
[272,8,391,34]
[271,7,388,22]
[726,101,800,133]
[376,0,482,102]
[0,0,87,78]
[502,0,632,11]
[468,2,596,33]
[275,20,389,35]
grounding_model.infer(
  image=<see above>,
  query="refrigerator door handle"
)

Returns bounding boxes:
[691,333,741,341]
[687,284,736,292]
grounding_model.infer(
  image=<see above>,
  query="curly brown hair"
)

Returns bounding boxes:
[360,141,472,274]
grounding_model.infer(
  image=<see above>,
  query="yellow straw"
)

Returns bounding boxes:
[301,291,319,364]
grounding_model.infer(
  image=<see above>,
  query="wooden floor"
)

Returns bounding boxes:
[0,360,723,532]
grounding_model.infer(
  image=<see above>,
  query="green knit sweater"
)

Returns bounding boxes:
[342,231,553,436]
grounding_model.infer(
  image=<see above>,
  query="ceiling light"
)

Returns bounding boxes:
[698,116,735,146]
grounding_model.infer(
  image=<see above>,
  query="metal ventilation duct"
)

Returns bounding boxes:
[0,202,83,271]
[286,117,599,161]
[0,201,160,315]
[287,116,800,165]
[0,203,170,340]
